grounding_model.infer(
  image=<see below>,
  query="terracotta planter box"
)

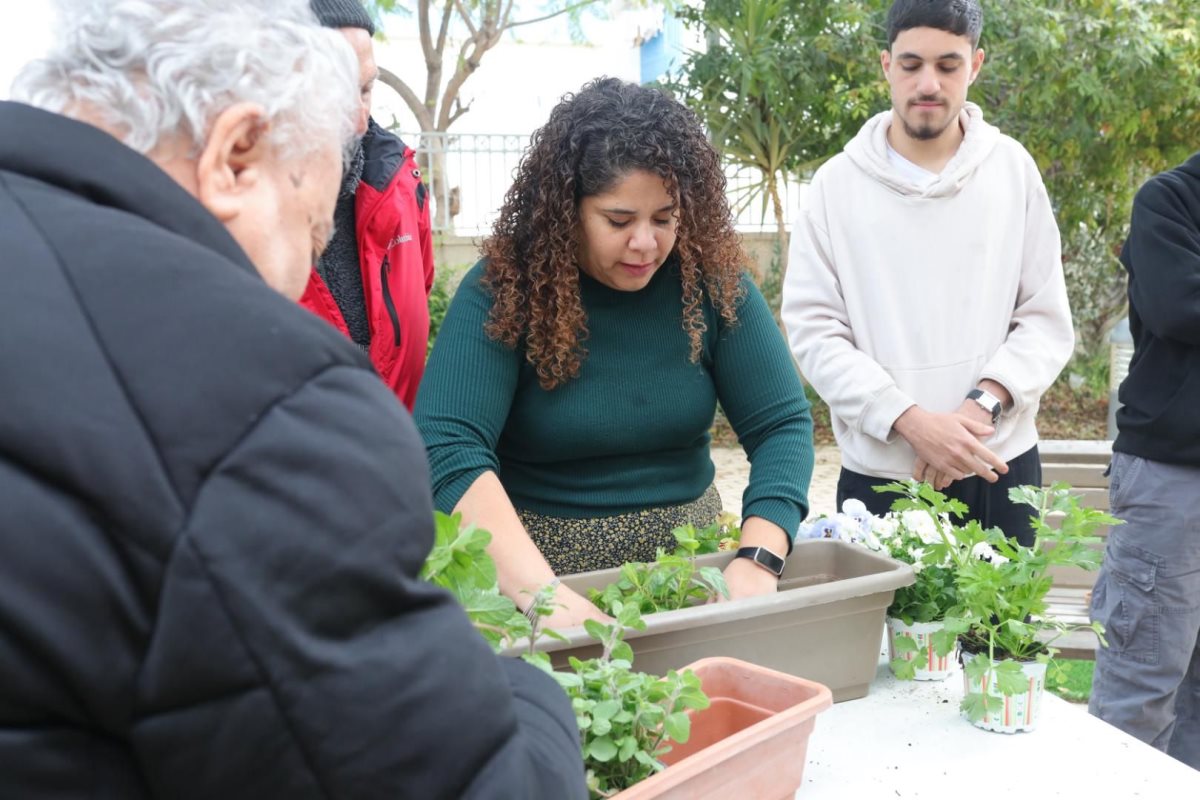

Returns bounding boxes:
[512,539,914,702]
[614,657,833,800]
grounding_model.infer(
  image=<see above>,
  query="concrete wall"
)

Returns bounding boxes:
[434,231,791,284]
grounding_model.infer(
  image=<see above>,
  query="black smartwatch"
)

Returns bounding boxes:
[735,546,786,578]
[966,388,1002,425]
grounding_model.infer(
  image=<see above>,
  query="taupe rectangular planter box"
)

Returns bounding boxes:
[511,539,914,702]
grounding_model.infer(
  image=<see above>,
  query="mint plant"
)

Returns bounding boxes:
[421,511,532,651]
[590,543,729,617]
[538,601,711,798]
[424,512,713,797]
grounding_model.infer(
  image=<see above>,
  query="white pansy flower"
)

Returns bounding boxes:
[870,515,900,541]
[836,515,861,543]
[841,498,868,516]
[862,527,883,551]
[900,510,941,545]
[971,542,997,561]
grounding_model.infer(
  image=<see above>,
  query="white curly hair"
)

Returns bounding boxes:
[10,0,360,159]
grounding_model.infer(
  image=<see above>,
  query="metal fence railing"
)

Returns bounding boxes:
[401,130,797,236]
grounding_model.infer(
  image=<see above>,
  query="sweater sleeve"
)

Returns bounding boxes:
[713,276,814,544]
[1122,172,1200,346]
[413,262,521,512]
[978,158,1074,416]
[132,364,585,799]
[781,182,916,443]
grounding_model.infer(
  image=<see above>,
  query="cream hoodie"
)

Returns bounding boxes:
[782,102,1073,479]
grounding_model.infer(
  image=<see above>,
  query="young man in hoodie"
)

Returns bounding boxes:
[1088,153,1200,770]
[782,0,1073,544]
[301,0,435,411]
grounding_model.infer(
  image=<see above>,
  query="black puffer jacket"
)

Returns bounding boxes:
[0,101,585,799]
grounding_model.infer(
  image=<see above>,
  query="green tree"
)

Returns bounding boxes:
[667,0,886,300]
[972,0,1200,348]
[674,0,1200,348]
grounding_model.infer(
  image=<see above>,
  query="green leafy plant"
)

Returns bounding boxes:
[671,513,742,556]
[865,483,967,630]
[420,511,533,651]
[914,485,1117,722]
[425,267,453,356]
[423,512,712,797]
[539,602,712,798]
[590,541,730,617]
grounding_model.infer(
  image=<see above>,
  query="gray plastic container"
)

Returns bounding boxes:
[511,539,914,702]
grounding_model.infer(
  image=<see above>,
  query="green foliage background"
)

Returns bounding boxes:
[672,0,1200,352]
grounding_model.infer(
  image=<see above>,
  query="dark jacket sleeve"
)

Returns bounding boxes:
[1124,173,1200,346]
[129,364,585,800]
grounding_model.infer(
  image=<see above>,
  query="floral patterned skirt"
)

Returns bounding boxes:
[517,485,723,575]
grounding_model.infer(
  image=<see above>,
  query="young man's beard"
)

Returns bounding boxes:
[900,110,956,142]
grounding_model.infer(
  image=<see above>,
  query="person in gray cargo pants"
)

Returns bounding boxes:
[1089,154,1200,770]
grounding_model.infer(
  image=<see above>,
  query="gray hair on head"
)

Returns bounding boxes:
[11,0,360,159]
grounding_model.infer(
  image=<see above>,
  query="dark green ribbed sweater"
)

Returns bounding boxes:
[414,260,814,539]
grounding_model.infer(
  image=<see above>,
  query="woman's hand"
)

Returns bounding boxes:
[540,584,612,630]
[715,515,786,602]
[718,556,779,602]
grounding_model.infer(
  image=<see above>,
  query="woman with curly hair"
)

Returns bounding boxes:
[414,78,814,627]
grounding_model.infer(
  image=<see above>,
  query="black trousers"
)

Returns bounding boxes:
[836,445,1043,547]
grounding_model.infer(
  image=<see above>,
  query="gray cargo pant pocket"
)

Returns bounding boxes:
[1091,537,1162,665]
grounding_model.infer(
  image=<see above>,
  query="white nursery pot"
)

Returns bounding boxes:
[886,617,957,681]
[961,652,1048,733]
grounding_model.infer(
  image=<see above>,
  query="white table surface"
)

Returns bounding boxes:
[799,639,1200,798]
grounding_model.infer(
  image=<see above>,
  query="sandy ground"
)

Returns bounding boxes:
[711,444,842,521]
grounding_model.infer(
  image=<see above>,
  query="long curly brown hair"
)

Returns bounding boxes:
[481,77,746,390]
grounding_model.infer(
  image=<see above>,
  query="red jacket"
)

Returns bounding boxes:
[301,122,434,410]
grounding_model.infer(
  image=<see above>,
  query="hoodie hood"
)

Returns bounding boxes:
[1178,150,1200,182]
[844,101,1000,198]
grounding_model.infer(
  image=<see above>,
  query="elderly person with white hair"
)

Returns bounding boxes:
[0,1,586,798]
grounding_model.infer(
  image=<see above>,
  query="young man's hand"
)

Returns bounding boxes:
[895,406,1008,486]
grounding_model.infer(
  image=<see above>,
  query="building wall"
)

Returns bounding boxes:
[434,231,790,281]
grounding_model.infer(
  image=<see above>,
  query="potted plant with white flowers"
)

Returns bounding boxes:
[801,487,962,680]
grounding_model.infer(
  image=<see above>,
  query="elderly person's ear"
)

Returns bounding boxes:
[194,101,271,223]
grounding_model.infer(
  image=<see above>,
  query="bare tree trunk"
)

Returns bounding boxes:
[418,133,454,232]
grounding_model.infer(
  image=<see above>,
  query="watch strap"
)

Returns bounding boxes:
[966,388,1002,425]
[735,546,785,578]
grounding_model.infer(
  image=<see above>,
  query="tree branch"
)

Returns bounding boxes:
[446,97,473,126]
[379,66,434,131]
[435,0,454,54]
[454,0,478,38]
[437,33,491,131]
[417,0,434,62]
